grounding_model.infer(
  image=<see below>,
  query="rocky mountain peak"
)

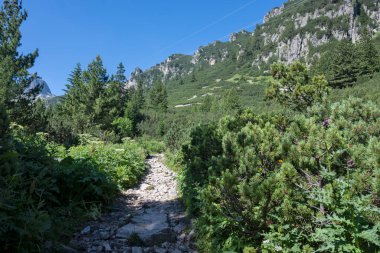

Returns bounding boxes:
[27,78,54,99]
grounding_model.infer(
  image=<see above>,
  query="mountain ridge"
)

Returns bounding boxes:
[126,0,380,88]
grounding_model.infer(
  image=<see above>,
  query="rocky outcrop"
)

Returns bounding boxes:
[254,0,380,66]
[129,54,194,88]
[27,78,54,99]
[126,68,143,89]
[263,5,284,23]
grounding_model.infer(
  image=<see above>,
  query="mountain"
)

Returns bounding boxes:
[28,78,55,99]
[127,0,380,89]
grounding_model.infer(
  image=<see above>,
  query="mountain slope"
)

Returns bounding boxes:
[127,0,379,110]
[128,0,379,91]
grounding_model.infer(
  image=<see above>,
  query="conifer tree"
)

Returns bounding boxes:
[266,61,330,110]
[117,80,145,136]
[357,30,380,77]
[179,77,184,85]
[114,62,127,84]
[150,80,168,112]
[0,0,38,125]
[222,88,241,111]
[95,63,128,132]
[134,80,145,110]
[0,103,9,152]
[83,56,109,126]
[191,72,197,82]
[60,64,89,134]
[329,40,360,88]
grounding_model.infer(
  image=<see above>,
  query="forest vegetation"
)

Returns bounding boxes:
[0,0,380,252]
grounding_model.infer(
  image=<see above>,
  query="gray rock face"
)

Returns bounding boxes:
[253,0,380,67]
[27,78,54,98]
[126,68,143,89]
[263,5,284,23]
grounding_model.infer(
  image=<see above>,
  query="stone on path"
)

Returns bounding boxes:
[131,247,143,253]
[70,154,195,252]
[116,209,175,246]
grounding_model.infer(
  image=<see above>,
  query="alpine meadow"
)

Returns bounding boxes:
[1,0,380,252]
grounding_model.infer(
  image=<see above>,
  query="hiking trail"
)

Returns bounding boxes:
[69,154,195,253]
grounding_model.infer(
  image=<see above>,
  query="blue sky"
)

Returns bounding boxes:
[20,0,286,95]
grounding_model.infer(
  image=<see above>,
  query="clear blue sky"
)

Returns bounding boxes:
[20,0,286,95]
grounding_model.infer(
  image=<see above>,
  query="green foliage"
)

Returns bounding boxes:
[0,102,9,139]
[67,140,146,189]
[222,88,241,111]
[0,119,146,253]
[114,62,127,83]
[316,34,380,89]
[136,136,166,155]
[328,40,361,88]
[50,57,137,144]
[113,116,133,137]
[0,126,123,252]
[181,124,223,214]
[150,80,168,112]
[266,61,330,110]
[0,0,39,127]
[180,98,380,252]
[357,30,380,77]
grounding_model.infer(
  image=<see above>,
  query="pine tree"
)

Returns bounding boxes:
[60,64,89,134]
[179,77,184,85]
[329,40,360,88]
[357,30,380,77]
[0,0,38,124]
[65,63,83,93]
[114,62,127,84]
[222,88,241,111]
[134,80,145,110]
[0,102,9,142]
[191,72,197,82]
[29,99,48,133]
[82,56,109,126]
[150,80,168,112]
[266,61,330,110]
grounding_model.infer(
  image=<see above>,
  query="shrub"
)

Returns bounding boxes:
[136,136,166,155]
[181,98,380,252]
[0,127,146,252]
[67,140,146,189]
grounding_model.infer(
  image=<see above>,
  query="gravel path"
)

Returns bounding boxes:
[69,154,195,253]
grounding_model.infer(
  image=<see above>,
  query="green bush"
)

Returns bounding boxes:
[136,136,166,155]
[68,140,146,189]
[181,98,380,252]
[0,126,146,252]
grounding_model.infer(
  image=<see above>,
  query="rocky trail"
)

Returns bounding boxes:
[69,155,195,253]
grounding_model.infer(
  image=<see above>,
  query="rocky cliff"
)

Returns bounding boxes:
[252,0,380,67]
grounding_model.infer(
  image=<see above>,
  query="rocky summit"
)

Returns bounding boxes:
[69,155,196,253]
[27,78,54,98]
